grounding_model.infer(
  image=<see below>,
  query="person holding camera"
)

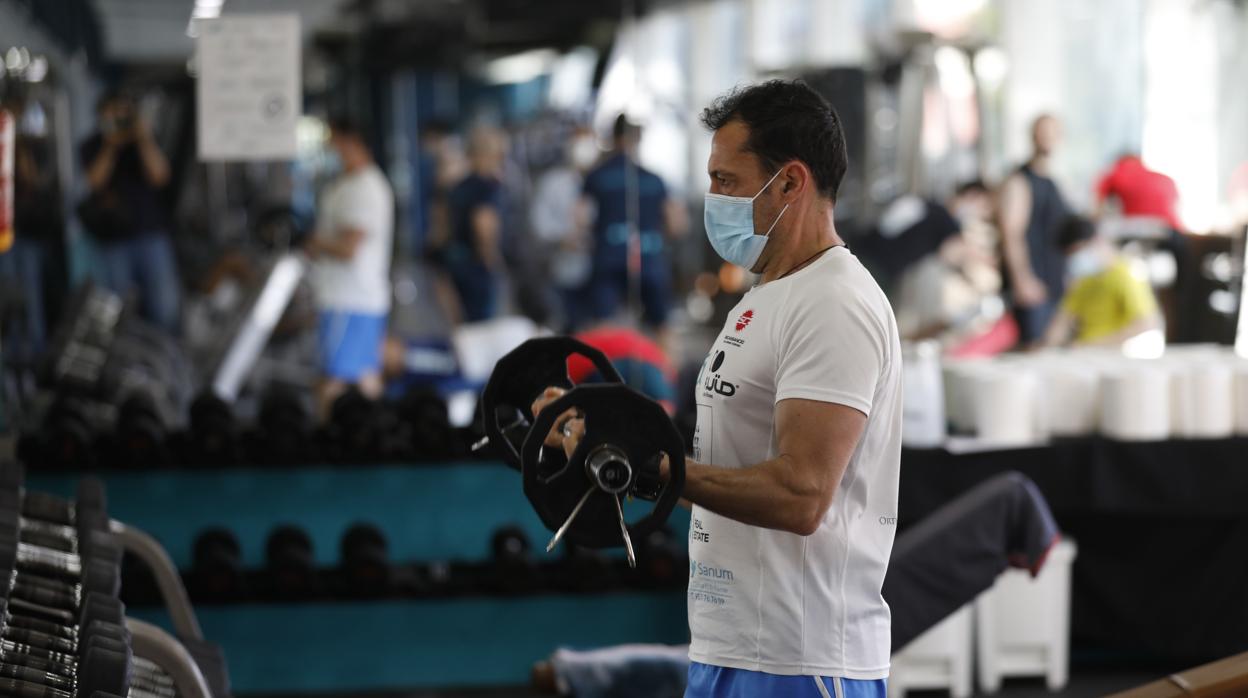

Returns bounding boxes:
[79,90,180,333]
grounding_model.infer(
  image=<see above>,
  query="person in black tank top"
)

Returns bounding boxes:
[998,115,1070,345]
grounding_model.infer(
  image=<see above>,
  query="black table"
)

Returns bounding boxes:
[900,437,1248,661]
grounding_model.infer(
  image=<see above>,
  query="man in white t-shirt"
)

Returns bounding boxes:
[306,118,394,418]
[538,80,901,698]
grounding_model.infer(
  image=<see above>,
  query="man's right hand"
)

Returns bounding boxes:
[1014,274,1049,307]
[531,386,580,450]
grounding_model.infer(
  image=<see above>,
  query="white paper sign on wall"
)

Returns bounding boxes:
[196,14,301,161]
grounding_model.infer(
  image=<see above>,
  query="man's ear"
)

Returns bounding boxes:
[781,162,808,199]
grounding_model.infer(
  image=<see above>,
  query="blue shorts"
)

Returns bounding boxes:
[686,662,886,698]
[317,311,386,381]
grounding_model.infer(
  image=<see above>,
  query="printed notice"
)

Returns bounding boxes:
[197,14,301,161]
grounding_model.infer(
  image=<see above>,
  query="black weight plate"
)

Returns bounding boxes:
[481,337,622,471]
[521,384,685,549]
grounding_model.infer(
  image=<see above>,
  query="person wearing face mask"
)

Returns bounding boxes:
[1042,215,1161,348]
[535,80,900,698]
[530,126,600,331]
[304,117,395,420]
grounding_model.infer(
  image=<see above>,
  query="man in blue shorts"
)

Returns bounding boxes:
[306,118,394,419]
[541,81,900,698]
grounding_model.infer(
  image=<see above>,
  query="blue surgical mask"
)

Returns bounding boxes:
[704,169,789,269]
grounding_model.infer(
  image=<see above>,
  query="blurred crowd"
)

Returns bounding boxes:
[4,87,1248,423]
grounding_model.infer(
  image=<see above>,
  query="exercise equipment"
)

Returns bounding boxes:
[108,392,169,469]
[183,391,242,467]
[338,523,390,598]
[264,525,318,599]
[489,525,539,595]
[252,387,312,465]
[635,527,682,589]
[396,387,455,462]
[475,336,623,471]
[476,338,685,566]
[191,529,245,602]
[19,397,96,471]
[523,383,684,560]
[0,463,224,698]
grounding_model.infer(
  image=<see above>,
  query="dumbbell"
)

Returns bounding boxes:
[190,528,244,602]
[0,595,128,684]
[0,535,123,624]
[264,525,319,599]
[30,398,97,471]
[489,525,538,595]
[636,527,683,589]
[560,545,615,593]
[108,392,168,469]
[14,477,111,540]
[339,523,391,598]
[254,387,312,464]
[184,391,241,467]
[326,389,385,463]
[396,387,453,462]
[130,657,177,698]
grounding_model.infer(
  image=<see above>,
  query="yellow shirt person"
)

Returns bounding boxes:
[1044,216,1162,348]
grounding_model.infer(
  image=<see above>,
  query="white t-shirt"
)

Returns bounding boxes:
[687,246,902,680]
[310,164,394,314]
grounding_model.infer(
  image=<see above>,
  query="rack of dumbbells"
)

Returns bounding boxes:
[18,384,474,471]
[0,462,229,698]
[17,337,694,691]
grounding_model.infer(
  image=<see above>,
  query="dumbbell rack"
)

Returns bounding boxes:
[1,462,225,698]
[26,461,691,692]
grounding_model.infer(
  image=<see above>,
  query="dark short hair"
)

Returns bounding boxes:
[699,80,848,201]
[327,115,363,140]
[96,88,132,113]
[955,179,988,197]
[1057,215,1097,252]
[613,114,640,141]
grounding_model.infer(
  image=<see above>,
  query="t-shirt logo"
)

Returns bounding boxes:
[710,351,725,372]
[735,309,755,332]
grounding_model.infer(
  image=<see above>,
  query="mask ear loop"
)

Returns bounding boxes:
[761,203,790,237]
[750,167,787,202]
[755,167,790,237]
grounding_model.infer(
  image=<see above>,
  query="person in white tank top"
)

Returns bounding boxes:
[536,80,901,698]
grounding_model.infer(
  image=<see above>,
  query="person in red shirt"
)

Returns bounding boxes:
[1095,153,1183,231]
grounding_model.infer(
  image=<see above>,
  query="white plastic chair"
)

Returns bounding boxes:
[888,604,974,698]
[974,539,1078,693]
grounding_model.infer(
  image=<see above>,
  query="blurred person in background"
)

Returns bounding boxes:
[579,115,687,342]
[1095,152,1183,231]
[570,324,677,414]
[79,90,180,333]
[530,126,599,331]
[998,114,1070,347]
[410,119,453,255]
[0,124,62,362]
[1042,215,1161,348]
[305,117,394,419]
[446,126,508,323]
[893,180,1011,354]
